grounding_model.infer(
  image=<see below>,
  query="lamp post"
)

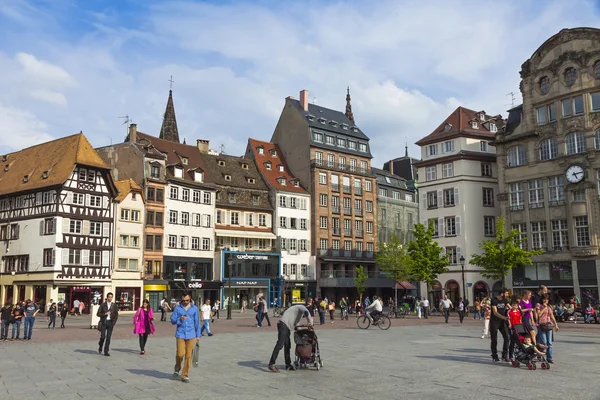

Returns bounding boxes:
[498,239,505,289]
[226,253,232,320]
[460,255,466,302]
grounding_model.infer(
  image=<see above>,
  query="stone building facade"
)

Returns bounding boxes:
[496,28,600,304]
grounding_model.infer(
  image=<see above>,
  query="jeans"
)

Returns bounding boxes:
[482,319,490,337]
[60,316,66,328]
[48,315,56,328]
[473,310,482,320]
[423,306,429,319]
[161,308,167,321]
[175,338,195,379]
[261,311,271,326]
[12,320,21,339]
[319,312,325,325]
[256,311,264,327]
[269,321,291,367]
[201,319,211,335]
[24,316,35,339]
[98,319,114,354]
[537,329,553,361]
[443,308,450,323]
[0,320,9,339]
[490,321,509,359]
[458,310,465,323]
[139,333,149,351]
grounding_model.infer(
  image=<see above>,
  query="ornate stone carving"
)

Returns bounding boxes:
[534,123,558,138]
[562,116,585,132]
[590,112,600,127]
[529,208,545,221]
[572,246,599,257]
[497,193,508,202]
[547,51,587,75]
[551,207,565,218]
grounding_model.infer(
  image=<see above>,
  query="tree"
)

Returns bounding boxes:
[376,234,412,305]
[470,216,542,288]
[354,265,368,302]
[407,221,450,300]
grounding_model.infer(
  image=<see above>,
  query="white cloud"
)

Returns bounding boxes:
[0,104,54,151]
[16,52,75,87]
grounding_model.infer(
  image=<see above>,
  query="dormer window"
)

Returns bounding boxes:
[42,171,49,179]
[330,120,338,127]
[278,178,286,186]
[341,123,349,130]
[318,117,327,124]
[194,171,203,182]
[471,121,478,129]
[265,162,272,171]
[292,180,300,188]
[352,127,358,133]
[270,149,277,158]
[257,147,264,155]
[174,167,183,179]
[224,174,232,181]
[79,169,87,181]
[182,157,188,165]
[337,138,346,147]
[306,114,315,122]
[241,163,249,170]
[325,136,335,145]
[443,123,452,132]
[490,124,497,133]
[247,178,256,184]
[278,165,285,172]
[478,113,485,121]
[218,160,226,167]
[1,155,6,162]
[229,192,236,203]
[3,165,9,172]
[23,175,29,183]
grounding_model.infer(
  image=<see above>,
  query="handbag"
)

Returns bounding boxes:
[539,321,554,332]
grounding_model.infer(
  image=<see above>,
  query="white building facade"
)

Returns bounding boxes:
[415,107,503,306]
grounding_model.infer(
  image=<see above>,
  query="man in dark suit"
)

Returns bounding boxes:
[97,292,119,356]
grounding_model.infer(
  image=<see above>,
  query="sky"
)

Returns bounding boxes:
[0,0,599,167]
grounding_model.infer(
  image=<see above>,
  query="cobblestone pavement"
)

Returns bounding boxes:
[1,315,599,400]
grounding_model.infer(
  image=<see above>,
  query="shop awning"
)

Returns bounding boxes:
[215,229,276,240]
[395,281,417,290]
[144,284,167,291]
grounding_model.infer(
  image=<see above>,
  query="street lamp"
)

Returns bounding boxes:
[498,239,505,289]
[460,256,466,302]
[226,253,232,320]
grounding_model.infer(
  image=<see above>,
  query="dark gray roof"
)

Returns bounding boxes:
[372,167,410,190]
[505,104,523,135]
[382,157,418,182]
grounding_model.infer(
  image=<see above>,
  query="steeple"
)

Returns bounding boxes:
[405,142,408,157]
[345,86,355,124]
[159,90,180,143]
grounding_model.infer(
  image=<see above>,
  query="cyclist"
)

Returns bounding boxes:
[365,296,383,324]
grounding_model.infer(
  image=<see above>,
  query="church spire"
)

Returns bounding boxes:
[405,142,409,157]
[345,86,355,124]
[159,89,180,143]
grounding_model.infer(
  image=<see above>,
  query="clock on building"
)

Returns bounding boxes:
[566,164,585,184]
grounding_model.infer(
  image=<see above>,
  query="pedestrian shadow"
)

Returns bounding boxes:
[437,335,476,339]
[113,348,140,354]
[74,349,98,355]
[416,354,508,367]
[553,340,600,345]
[452,348,490,354]
[237,360,267,372]
[127,369,174,380]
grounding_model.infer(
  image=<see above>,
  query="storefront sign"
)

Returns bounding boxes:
[235,254,269,260]
[144,285,167,291]
[232,280,262,286]
[188,282,204,289]
[171,281,223,291]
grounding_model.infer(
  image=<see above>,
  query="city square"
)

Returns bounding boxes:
[0,313,599,400]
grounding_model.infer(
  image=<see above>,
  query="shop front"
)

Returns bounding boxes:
[144,284,168,312]
[282,281,317,307]
[170,280,223,305]
[223,278,271,310]
[58,286,105,314]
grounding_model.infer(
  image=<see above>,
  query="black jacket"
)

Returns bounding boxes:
[97,301,119,324]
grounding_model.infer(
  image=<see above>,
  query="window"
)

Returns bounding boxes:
[427,191,437,208]
[120,209,130,221]
[202,238,210,251]
[72,193,84,206]
[350,159,357,172]
[332,240,340,250]
[366,243,374,252]
[229,193,236,203]
[528,179,544,207]
[181,212,189,225]
[539,76,550,94]
[575,216,590,247]
[531,221,547,250]
[313,132,323,142]
[191,237,200,250]
[365,180,372,192]
[471,121,478,129]
[319,194,328,207]
[337,138,346,147]
[548,176,565,204]
[444,188,456,207]
[169,210,178,224]
[231,212,239,225]
[301,219,307,230]
[68,249,81,265]
[442,141,454,153]
[327,154,335,167]
[564,67,577,86]
[592,93,600,112]
[89,195,101,207]
[428,218,439,237]
[131,210,140,222]
[573,190,586,202]
[299,240,308,252]
[174,167,183,178]
[259,214,266,227]
[379,188,388,197]
[563,95,584,116]
[179,236,189,249]
[366,200,373,212]
[319,239,328,249]
[280,217,287,228]
[490,124,497,133]
[151,164,160,178]
[426,166,436,181]
[326,135,335,145]
[191,191,200,203]
[507,145,527,167]
[156,189,164,202]
[482,188,494,207]
[90,221,101,236]
[349,141,357,150]
[338,156,346,170]
[359,143,368,152]
[203,192,211,204]
[480,141,488,152]
[279,196,287,207]
[595,60,600,78]
[170,187,178,199]
[42,218,56,235]
[513,223,528,249]
[78,169,87,181]
[119,235,129,247]
[427,144,438,156]
[551,220,569,250]
[509,183,524,209]
[445,247,458,264]
[442,163,453,178]
[536,106,547,125]
[538,138,558,161]
[69,220,82,234]
[319,173,326,184]
[344,241,352,251]
[548,103,556,122]
[320,216,328,228]
[484,216,496,237]
[445,217,457,236]
[366,221,373,233]
[481,163,492,177]
[360,160,368,173]
[565,132,586,154]
[155,212,163,226]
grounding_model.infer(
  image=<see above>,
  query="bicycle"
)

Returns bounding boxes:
[428,307,441,317]
[273,306,287,317]
[357,311,391,330]
[387,304,410,318]
[340,307,349,320]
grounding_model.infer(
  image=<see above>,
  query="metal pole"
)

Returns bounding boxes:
[461,263,466,301]
[501,249,505,288]
[226,255,232,320]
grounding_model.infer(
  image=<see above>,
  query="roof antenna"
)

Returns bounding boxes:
[119,114,131,138]
[506,92,516,107]
[312,97,317,105]
[220,144,225,155]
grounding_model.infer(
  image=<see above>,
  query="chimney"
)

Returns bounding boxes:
[128,123,137,143]
[389,160,394,175]
[299,90,308,111]
[197,139,210,154]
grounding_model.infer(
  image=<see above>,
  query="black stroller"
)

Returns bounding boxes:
[293,326,323,370]
[510,324,550,370]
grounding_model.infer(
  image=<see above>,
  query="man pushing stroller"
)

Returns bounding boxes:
[268,298,313,373]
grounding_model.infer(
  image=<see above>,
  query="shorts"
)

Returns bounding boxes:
[522,317,535,332]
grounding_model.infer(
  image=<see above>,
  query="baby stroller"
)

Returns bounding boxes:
[510,324,550,370]
[293,326,323,370]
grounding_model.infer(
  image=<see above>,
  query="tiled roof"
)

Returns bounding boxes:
[114,178,143,202]
[247,138,308,194]
[372,167,409,190]
[0,133,110,195]
[415,106,503,146]
[198,151,268,191]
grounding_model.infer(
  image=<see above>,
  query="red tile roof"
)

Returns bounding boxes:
[415,106,503,146]
[247,138,308,194]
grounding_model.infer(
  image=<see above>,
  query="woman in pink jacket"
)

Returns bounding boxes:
[134,299,155,355]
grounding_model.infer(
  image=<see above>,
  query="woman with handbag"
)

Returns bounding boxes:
[134,299,155,355]
[536,295,559,364]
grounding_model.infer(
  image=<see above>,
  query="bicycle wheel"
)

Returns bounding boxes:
[387,310,395,318]
[357,315,371,329]
[377,316,391,330]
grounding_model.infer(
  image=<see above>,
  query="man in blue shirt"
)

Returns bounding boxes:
[171,293,201,383]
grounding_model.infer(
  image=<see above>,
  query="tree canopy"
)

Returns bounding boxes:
[376,234,412,283]
[354,265,368,301]
[407,221,450,285]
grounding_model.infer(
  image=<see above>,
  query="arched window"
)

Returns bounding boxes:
[595,129,600,150]
[539,76,550,94]
[538,138,558,161]
[594,60,600,79]
[507,145,527,167]
[564,67,577,86]
[565,132,587,155]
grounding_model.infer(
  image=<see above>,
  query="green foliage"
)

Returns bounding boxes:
[354,265,368,301]
[376,234,412,283]
[470,217,542,284]
[407,221,450,285]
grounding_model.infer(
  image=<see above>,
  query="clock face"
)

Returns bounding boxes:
[566,165,585,184]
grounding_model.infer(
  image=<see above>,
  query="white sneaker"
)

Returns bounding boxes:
[481,335,485,339]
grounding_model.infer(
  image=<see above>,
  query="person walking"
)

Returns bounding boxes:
[254,297,265,328]
[11,303,23,340]
[23,299,39,340]
[536,295,558,364]
[339,297,347,319]
[47,302,57,329]
[0,301,12,341]
[171,292,201,383]
[473,298,482,320]
[241,298,247,313]
[73,299,80,316]
[482,298,491,339]
[268,299,313,373]
[160,297,170,322]
[519,290,537,346]
[416,297,422,319]
[213,300,220,320]
[261,297,272,327]
[46,299,53,324]
[97,292,119,356]
[457,298,465,323]
[328,301,335,323]
[134,298,155,355]
[60,303,68,328]
[422,298,430,319]
[317,298,326,325]
[490,288,510,362]
[200,299,213,336]
[440,295,453,323]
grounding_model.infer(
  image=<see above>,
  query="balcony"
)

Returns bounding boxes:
[284,272,316,281]
[319,269,394,288]
[332,206,340,214]
[311,159,372,177]
[333,227,340,236]
[354,187,363,195]
[355,229,364,238]
[338,164,346,171]
[355,208,363,217]
[332,183,340,192]
[343,185,351,194]
[317,249,374,259]
[343,208,352,215]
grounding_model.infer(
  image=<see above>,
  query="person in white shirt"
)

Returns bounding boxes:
[440,295,453,324]
[365,296,383,324]
[200,299,213,337]
[422,298,430,319]
[73,299,80,316]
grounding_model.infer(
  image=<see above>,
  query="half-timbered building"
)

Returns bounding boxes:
[0,133,117,311]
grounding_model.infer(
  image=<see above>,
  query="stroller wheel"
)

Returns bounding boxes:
[532,363,537,370]
[545,362,550,370]
[541,363,547,370]
[315,357,321,371]
[511,361,518,368]
[527,363,533,370]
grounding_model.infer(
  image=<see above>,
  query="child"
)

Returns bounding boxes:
[584,304,597,323]
[482,300,491,339]
[507,301,523,360]
[522,335,546,356]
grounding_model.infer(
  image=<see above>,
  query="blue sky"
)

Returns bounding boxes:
[1,0,599,166]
